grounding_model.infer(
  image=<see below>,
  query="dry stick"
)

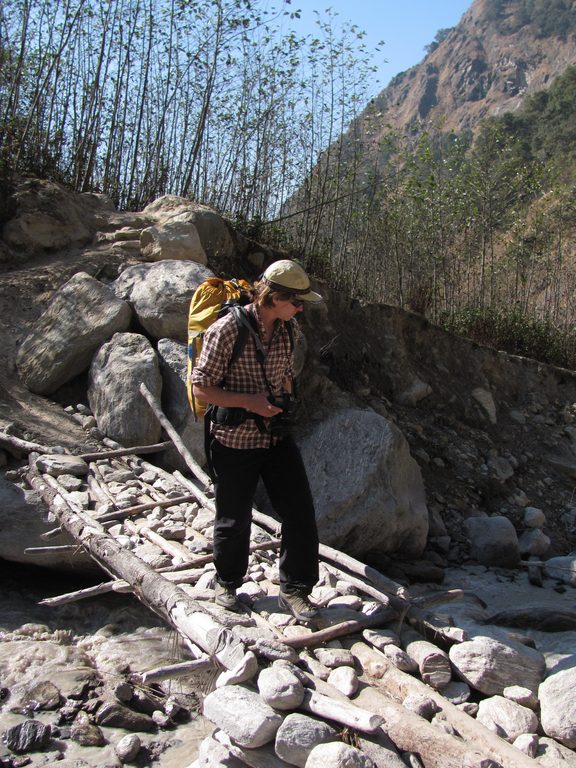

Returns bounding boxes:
[281,608,397,649]
[139,383,212,488]
[78,440,172,461]
[124,519,191,564]
[27,464,247,672]
[139,657,213,684]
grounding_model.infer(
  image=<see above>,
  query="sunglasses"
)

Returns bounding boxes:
[290,299,304,309]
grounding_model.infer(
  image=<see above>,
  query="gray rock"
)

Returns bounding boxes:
[449,636,545,695]
[115,733,141,762]
[313,647,355,669]
[21,680,61,711]
[476,695,538,742]
[298,409,428,559]
[16,272,131,394]
[95,701,156,732]
[512,733,538,758]
[141,196,235,267]
[543,556,576,587]
[202,685,283,749]
[70,711,106,746]
[441,681,471,705]
[35,453,88,477]
[305,742,376,767]
[88,332,162,447]
[355,734,407,768]
[518,528,550,557]
[275,713,338,767]
[536,736,576,766]
[523,506,546,528]
[257,666,305,710]
[0,474,94,571]
[198,734,245,767]
[540,667,576,748]
[327,666,359,697]
[502,685,538,710]
[113,259,213,341]
[463,516,520,567]
[3,719,51,753]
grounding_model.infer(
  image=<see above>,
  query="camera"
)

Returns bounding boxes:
[268,392,296,437]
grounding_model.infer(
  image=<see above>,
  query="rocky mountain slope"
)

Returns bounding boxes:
[357,0,576,152]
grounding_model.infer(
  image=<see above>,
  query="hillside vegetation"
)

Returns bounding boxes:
[1,0,575,368]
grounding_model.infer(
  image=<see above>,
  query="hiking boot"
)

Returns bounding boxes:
[278,590,318,622]
[214,583,241,611]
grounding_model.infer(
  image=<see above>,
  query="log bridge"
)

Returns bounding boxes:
[11,384,541,768]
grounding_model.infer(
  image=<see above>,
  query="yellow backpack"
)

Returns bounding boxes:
[186,277,253,420]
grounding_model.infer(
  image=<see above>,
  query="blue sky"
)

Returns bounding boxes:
[289,0,472,95]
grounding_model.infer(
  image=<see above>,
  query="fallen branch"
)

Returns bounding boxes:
[78,440,173,461]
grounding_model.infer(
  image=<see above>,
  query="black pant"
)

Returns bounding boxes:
[210,436,319,594]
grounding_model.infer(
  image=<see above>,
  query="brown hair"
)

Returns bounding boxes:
[253,279,295,307]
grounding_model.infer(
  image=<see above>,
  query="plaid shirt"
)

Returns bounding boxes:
[191,304,300,449]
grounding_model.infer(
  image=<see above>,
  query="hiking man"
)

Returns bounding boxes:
[191,260,322,621]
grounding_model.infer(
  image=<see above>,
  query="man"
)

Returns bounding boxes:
[191,260,322,621]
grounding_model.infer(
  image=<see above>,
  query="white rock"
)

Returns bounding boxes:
[449,636,545,695]
[257,666,305,709]
[327,667,359,697]
[503,685,538,710]
[513,733,538,758]
[305,742,376,767]
[523,506,546,528]
[275,713,338,767]
[477,696,539,742]
[540,667,576,748]
[115,733,141,762]
[202,685,283,748]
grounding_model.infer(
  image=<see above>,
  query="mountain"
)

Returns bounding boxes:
[360,0,576,147]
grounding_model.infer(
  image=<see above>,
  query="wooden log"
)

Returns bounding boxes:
[27,465,246,672]
[95,494,198,524]
[139,383,212,488]
[301,688,383,733]
[0,431,52,456]
[139,657,213,683]
[24,545,78,554]
[350,641,541,768]
[281,608,397,649]
[78,441,172,461]
[401,628,452,690]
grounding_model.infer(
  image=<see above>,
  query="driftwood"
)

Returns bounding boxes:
[78,440,172,461]
[281,608,397,649]
[0,430,52,456]
[350,641,540,768]
[139,383,212,488]
[27,463,248,672]
[301,689,384,733]
[139,657,213,684]
[401,627,452,690]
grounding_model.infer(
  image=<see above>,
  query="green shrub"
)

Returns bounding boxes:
[439,306,576,369]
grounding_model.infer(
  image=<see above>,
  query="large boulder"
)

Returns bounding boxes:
[113,260,213,341]
[449,636,545,696]
[16,272,132,394]
[88,333,162,447]
[2,178,115,261]
[156,338,205,469]
[463,516,520,568]
[0,474,94,571]
[298,408,428,559]
[140,196,235,267]
[539,667,576,748]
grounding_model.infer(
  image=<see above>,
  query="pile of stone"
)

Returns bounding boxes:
[16,439,576,768]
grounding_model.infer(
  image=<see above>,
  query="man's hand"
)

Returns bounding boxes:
[245,393,283,417]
